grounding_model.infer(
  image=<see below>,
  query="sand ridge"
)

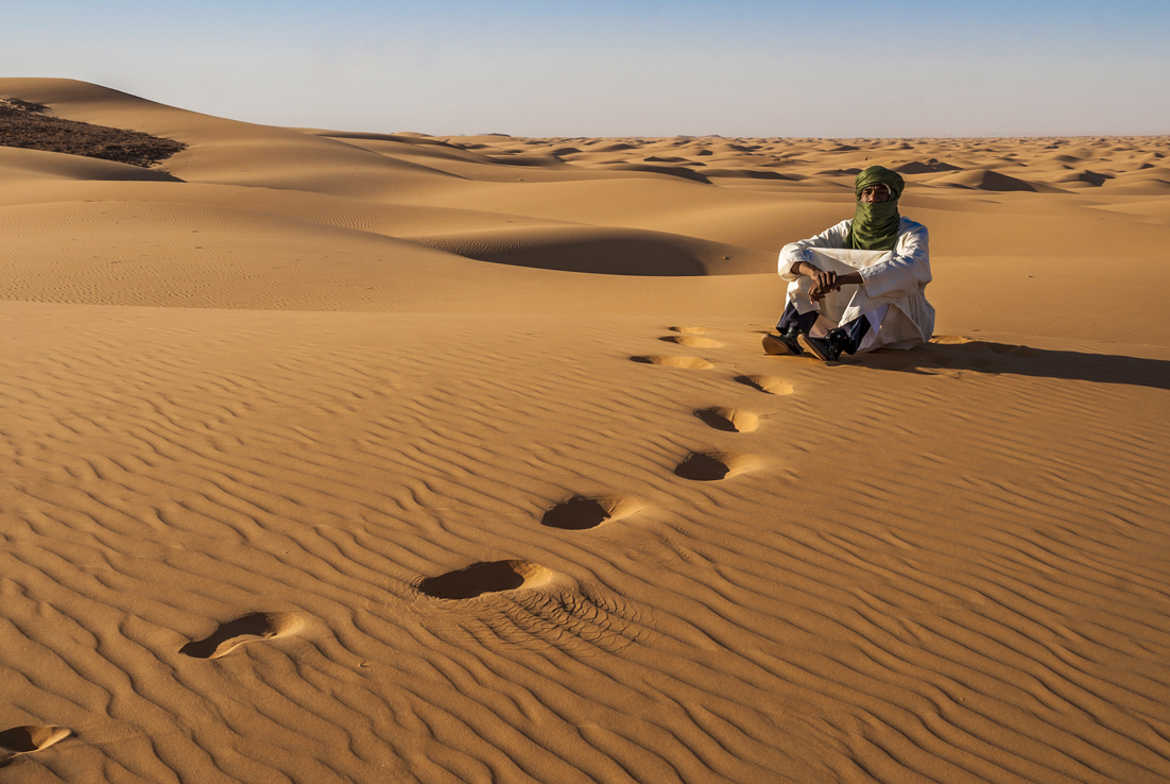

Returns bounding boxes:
[2,79,1170,782]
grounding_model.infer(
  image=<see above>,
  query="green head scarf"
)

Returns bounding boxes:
[847,165,905,250]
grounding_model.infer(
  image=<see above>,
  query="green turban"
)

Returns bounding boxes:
[847,166,905,250]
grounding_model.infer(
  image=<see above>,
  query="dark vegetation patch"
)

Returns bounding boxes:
[0,97,186,168]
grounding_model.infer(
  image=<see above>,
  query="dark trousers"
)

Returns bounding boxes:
[776,304,871,355]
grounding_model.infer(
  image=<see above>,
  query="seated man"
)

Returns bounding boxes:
[763,165,934,362]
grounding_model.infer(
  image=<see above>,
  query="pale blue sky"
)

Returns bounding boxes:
[5,1,1168,136]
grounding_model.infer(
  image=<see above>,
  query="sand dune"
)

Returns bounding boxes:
[0,146,182,182]
[2,79,1170,782]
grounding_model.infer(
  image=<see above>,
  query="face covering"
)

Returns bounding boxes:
[847,165,905,250]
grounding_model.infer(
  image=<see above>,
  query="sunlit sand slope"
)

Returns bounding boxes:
[2,79,1170,782]
[3,305,1169,782]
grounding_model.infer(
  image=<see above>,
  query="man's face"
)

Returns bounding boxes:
[859,183,893,203]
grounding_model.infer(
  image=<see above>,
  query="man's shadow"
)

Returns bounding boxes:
[857,339,1170,391]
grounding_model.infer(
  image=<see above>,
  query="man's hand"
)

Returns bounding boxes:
[808,268,838,301]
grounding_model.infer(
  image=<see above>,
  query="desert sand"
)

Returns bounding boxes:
[2,78,1169,782]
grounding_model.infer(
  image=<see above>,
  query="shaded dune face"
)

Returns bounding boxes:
[896,159,961,174]
[418,229,742,275]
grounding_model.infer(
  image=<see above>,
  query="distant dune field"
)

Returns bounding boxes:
[2,78,1169,783]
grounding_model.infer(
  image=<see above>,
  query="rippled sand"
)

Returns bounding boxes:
[2,78,1169,783]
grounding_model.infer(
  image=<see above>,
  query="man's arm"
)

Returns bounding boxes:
[778,220,851,280]
[856,223,931,301]
[789,262,862,300]
[790,262,864,284]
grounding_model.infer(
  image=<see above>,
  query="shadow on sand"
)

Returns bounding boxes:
[857,339,1170,391]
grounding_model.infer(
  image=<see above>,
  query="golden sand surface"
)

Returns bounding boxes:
[2,78,1169,783]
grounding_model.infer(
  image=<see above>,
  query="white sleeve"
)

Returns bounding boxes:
[777,220,851,280]
[857,223,931,300]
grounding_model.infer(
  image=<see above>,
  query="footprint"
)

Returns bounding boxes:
[668,326,707,335]
[674,450,760,481]
[0,725,71,766]
[694,407,759,433]
[660,335,724,348]
[180,612,305,659]
[630,355,714,370]
[541,495,643,530]
[733,374,794,395]
[419,560,556,599]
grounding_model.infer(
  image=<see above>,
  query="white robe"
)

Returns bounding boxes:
[777,217,934,351]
